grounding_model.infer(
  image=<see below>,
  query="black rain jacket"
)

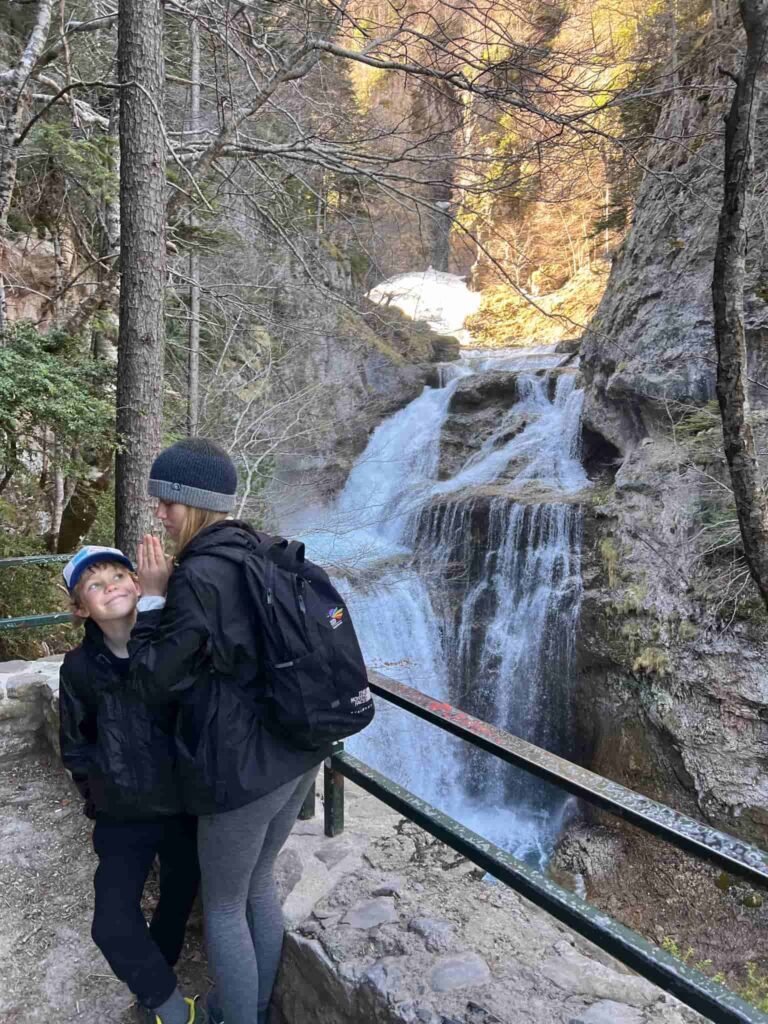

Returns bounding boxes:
[59,619,182,819]
[127,519,327,815]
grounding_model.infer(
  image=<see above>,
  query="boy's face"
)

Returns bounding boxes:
[74,563,140,624]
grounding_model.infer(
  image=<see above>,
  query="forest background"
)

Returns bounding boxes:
[0,0,764,656]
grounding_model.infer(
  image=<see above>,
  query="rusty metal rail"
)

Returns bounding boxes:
[364,673,768,887]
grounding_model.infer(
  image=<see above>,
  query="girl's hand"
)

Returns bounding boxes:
[137,534,174,597]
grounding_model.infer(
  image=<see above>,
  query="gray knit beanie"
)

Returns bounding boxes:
[148,438,237,512]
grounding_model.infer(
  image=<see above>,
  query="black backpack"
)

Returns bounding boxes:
[205,532,375,751]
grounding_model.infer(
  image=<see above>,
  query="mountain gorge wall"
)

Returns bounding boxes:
[576,20,768,847]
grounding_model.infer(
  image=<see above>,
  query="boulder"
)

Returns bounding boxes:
[0,660,61,761]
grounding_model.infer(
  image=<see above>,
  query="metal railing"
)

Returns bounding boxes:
[0,554,72,631]
[307,672,768,1024]
[5,555,768,1024]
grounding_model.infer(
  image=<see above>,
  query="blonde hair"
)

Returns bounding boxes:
[174,507,228,554]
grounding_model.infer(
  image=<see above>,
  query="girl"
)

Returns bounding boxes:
[127,437,327,1024]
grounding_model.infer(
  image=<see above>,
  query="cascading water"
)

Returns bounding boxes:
[290,343,590,867]
[454,501,584,838]
[302,374,469,562]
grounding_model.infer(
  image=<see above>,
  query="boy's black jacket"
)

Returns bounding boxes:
[127,519,327,815]
[59,619,182,819]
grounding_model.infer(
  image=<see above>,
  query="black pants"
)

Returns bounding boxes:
[91,815,200,1009]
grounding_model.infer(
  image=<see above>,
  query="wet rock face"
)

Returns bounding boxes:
[448,371,522,413]
[439,371,524,480]
[438,367,579,481]
[575,437,768,845]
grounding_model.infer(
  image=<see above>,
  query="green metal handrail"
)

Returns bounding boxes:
[325,749,768,1024]
[0,555,71,568]
[0,553,73,632]
[0,612,72,630]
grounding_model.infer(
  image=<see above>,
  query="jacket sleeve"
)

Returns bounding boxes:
[127,564,211,704]
[58,661,97,808]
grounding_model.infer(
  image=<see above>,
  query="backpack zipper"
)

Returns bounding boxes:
[266,559,277,621]
[295,576,311,648]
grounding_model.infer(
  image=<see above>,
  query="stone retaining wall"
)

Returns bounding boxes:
[0,657,707,1024]
[0,657,63,762]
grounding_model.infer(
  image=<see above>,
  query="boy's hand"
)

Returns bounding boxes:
[137,534,174,597]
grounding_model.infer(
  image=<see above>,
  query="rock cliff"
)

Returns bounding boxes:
[581,86,768,455]
[575,46,768,847]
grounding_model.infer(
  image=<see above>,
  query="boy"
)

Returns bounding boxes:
[59,545,202,1024]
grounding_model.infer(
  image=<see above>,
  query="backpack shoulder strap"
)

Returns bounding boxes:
[285,540,305,565]
[202,531,305,574]
[252,535,305,573]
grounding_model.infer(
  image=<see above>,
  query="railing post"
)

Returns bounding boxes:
[324,743,345,837]
[298,780,315,820]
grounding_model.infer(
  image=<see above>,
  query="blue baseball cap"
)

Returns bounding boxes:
[62,545,134,594]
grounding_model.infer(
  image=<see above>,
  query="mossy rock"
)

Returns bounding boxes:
[362,301,459,363]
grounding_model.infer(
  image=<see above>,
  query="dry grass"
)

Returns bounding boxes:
[466,263,609,348]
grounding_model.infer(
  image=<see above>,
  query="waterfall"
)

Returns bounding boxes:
[303,377,468,563]
[291,345,589,867]
[457,502,583,835]
[333,570,464,807]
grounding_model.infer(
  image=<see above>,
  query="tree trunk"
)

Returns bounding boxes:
[187,12,201,436]
[57,463,113,552]
[92,96,121,362]
[0,273,6,336]
[0,0,54,231]
[50,467,65,546]
[712,0,768,610]
[114,0,166,557]
[44,430,64,551]
[188,249,200,435]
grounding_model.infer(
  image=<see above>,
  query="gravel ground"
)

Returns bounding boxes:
[0,751,209,1024]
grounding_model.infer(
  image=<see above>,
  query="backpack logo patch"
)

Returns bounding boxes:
[328,607,344,630]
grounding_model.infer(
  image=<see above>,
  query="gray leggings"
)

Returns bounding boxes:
[198,767,319,1024]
